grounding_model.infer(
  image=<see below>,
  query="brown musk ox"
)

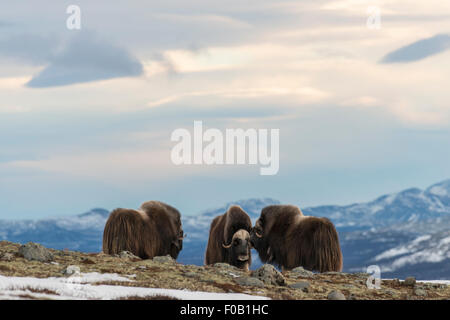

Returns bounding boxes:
[103,201,185,260]
[250,204,343,272]
[205,205,252,270]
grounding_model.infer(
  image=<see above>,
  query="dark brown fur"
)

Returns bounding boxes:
[103,201,184,260]
[205,205,252,269]
[250,205,343,272]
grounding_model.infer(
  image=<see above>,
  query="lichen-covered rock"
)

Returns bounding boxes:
[328,290,346,300]
[290,266,315,278]
[235,276,265,288]
[119,251,141,261]
[152,255,175,264]
[252,264,286,286]
[212,262,237,270]
[404,277,416,286]
[414,287,427,297]
[18,242,54,262]
[0,252,14,262]
[289,281,310,292]
[62,265,81,276]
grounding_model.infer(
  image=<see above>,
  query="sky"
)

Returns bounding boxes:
[1,1,450,219]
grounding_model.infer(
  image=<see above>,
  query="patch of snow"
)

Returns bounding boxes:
[429,186,448,197]
[412,235,432,244]
[0,274,269,300]
[438,236,450,247]
[374,247,409,261]
[417,280,450,285]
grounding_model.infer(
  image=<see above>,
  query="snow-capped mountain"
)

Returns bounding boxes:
[304,179,450,230]
[0,208,109,252]
[1,179,450,279]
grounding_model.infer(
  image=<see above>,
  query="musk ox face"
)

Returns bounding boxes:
[222,229,251,270]
[170,224,186,259]
[205,205,252,270]
[161,204,185,259]
[249,217,270,262]
[250,204,343,272]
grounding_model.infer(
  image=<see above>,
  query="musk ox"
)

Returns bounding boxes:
[103,201,185,260]
[205,205,252,270]
[250,204,343,272]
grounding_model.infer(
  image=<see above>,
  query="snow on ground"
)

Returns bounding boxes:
[0,273,269,300]
[417,280,450,285]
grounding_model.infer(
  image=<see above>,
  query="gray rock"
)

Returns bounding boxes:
[404,277,416,286]
[235,276,265,288]
[354,272,371,278]
[0,252,14,262]
[18,242,54,262]
[327,290,346,300]
[152,255,175,264]
[322,271,346,276]
[119,251,141,260]
[348,293,358,300]
[184,272,200,279]
[289,281,310,292]
[252,264,286,286]
[290,266,315,278]
[414,287,427,297]
[383,289,396,296]
[62,265,81,276]
[213,262,237,270]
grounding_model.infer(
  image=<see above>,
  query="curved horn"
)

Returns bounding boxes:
[222,242,232,249]
[255,230,263,238]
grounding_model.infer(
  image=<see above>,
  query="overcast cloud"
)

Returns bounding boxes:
[0,1,449,218]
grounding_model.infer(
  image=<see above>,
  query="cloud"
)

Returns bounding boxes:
[0,34,58,65]
[26,32,143,88]
[381,34,450,63]
[0,105,29,113]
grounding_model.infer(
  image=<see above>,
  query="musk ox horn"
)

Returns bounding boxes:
[222,242,232,249]
[255,230,263,238]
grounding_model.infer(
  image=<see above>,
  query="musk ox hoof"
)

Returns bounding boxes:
[252,264,286,286]
[152,255,175,264]
[19,242,54,262]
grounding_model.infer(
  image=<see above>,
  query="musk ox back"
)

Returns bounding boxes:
[103,201,185,260]
[205,205,252,270]
[250,204,343,272]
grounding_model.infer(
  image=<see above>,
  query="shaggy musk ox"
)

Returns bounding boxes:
[103,201,185,260]
[205,205,252,270]
[250,205,343,272]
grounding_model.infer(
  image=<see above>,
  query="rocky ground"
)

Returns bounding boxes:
[0,241,449,300]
